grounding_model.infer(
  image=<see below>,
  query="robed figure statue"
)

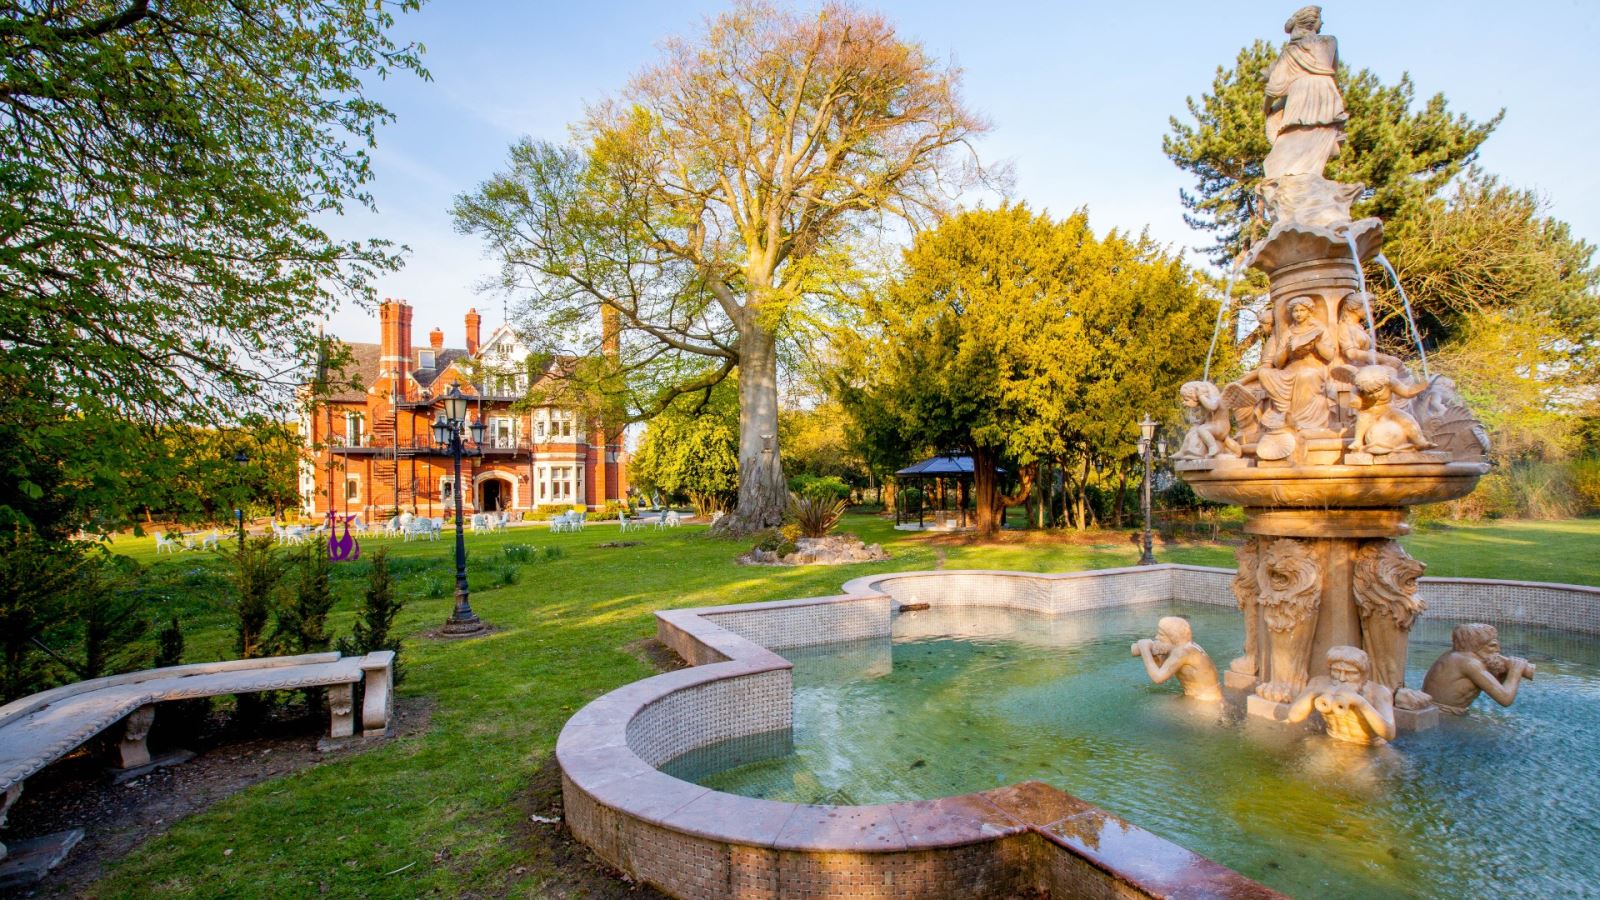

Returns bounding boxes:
[1264,6,1346,180]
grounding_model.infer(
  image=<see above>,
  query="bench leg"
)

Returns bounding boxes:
[0,783,20,861]
[360,661,393,738]
[117,704,156,769]
[328,684,355,739]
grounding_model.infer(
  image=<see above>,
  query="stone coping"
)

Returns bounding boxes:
[559,565,1600,898]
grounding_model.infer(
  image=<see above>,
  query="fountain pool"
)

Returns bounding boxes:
[663,602,1600,899]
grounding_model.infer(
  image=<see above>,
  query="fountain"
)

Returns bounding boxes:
[1173,4,1490,733]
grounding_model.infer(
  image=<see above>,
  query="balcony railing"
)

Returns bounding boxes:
[325,435,539,454]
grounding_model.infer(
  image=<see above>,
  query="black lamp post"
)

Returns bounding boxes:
[232,450,250,549]
[1137,414,1159,566]
[434,385,488,635]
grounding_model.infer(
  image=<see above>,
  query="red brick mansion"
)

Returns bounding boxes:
[299,299,627,520]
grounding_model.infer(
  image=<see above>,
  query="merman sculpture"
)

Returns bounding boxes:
[1131,616,1222,702]
[1420,624,1536,714]
[1287,646,1396,745]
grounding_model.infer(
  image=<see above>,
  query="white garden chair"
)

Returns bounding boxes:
[494,512,510,532]
[198,530,220,551]
[155,533,180,554]
[573,511,587,532]
[665,511,682,528]
[653,509,670,529]
[618,512,639,533]
[549,512,572,534]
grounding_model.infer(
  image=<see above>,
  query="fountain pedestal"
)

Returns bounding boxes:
[1175,201,1486,736]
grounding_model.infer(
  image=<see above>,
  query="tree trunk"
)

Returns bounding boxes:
[719,325,787,534]
[973,446,1003,536]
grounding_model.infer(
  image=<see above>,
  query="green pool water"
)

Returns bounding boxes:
[662,602,1600,899]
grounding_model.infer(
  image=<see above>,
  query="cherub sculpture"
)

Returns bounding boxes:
[1349,365,1434,454]
[1287,646,1396,745]
[1173,381,1241,461]
[1131,616,1222,702]
[1420,623,1535,714]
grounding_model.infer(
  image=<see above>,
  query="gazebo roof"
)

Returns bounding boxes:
[895,454,976,477]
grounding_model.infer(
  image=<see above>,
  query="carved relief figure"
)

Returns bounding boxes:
[1287,646,1397,745]
[1350,366,1434,454]
[1256,537,1323,703]
[1263,5,1346,182]
[1334,292,1406,370]
[1131,616,1223,702]
[1173,381,1241,460]
[1420,623,1536,713]
[1229,537,1263,678]
[1352,540,1430,708]
[1255,297,1337,460]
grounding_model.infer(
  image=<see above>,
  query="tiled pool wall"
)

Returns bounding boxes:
[558,565,1599,899]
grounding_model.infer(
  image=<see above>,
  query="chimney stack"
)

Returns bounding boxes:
[429,327,444,351]
[379,298,414,400]
[465,308,481,356]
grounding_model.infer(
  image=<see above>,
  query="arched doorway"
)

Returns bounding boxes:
[478,477,513,512]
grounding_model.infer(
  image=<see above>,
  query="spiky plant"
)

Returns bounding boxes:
[785,493,846,539]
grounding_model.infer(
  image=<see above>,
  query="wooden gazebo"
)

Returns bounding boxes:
[894,454,978,528]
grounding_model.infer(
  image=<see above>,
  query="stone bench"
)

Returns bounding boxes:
[0,650,393,877]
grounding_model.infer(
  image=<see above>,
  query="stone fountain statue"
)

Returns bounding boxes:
[1420,624,1535,714]
[1131,616,1222,702]
[1287,646,1396,745]
[1176,6,1491,734]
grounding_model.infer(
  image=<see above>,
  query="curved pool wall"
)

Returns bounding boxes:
[556,565,1600,899]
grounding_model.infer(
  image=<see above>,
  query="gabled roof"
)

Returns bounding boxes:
[895,455,975,477]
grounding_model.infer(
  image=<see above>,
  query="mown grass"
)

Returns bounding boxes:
[89,514,1600,896]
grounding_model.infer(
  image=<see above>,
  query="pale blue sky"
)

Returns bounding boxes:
[324,0,1600,344]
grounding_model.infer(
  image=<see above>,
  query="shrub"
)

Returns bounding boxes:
[494,564,521,587]
[275,539,335,654]
[788,474,851,504]
[542,546,565,562]
[785,493,845,538]
[502,544,536,563]
[1574,458,1600,515]
[338,548,406,684]
[421,573,449,599]
[753,528,797,558]
[898,487,924,511]
[526,503,584,521]
[221,536,287,659]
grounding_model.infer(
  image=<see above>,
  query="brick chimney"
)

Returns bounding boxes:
[465,308,481,356]
[429,327,444,351]
[379,298,413,400]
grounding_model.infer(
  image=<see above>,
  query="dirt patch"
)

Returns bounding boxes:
[623,637,687,674]
[4,697,432,898]
[919,527,1240,549]
[417,623,504,641]
[510,755,668,899]
[596,541,644,549]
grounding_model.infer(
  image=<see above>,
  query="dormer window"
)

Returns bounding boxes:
[419,349,436,369]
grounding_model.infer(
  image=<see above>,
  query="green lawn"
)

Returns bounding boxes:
[81,515,1600,896]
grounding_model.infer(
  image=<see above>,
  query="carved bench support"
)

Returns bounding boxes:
[117,704,157,769]
[360,652,395,738]
[1,783,20,861]
[328,684,355,739]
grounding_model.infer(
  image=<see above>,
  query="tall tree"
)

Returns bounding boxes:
[0,0,426,531]
[453,1,990,532]
[845,205,1214,535]
[1164,41,1499,266]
